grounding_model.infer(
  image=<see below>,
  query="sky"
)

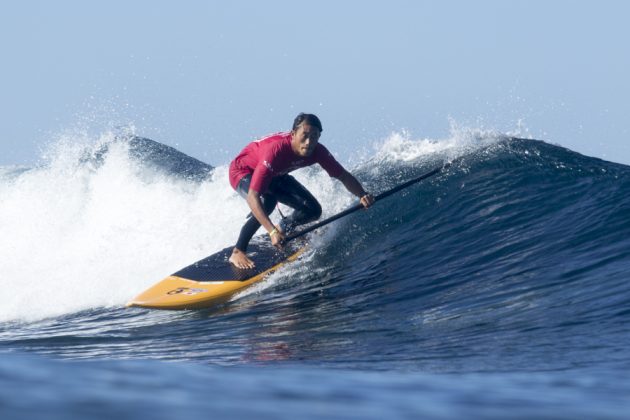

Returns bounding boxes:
[1,0,629,166]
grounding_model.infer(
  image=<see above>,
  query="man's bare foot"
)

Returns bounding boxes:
[229,248,255,269]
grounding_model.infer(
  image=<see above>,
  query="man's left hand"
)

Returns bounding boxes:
[360,193,375,208]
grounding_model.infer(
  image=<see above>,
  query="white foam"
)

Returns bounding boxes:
[372,122,508,164]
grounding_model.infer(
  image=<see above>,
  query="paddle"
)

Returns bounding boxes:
[282,161,451,244]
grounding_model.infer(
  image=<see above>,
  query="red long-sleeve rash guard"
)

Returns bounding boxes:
[229,132,345,194]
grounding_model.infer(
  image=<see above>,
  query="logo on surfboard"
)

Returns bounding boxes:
[167,287,207,296]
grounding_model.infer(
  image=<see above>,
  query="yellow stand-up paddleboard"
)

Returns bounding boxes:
[127,241,306,310]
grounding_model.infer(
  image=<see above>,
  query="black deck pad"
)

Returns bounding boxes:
[172,239,305,282]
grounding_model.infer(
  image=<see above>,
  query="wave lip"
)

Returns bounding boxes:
[90,135,214,181]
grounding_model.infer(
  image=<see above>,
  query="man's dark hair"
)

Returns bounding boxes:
[292,113,323,132]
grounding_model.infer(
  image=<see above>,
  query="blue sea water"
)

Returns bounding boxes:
[1,131,629,418]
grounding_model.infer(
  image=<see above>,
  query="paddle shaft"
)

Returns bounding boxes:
[283,162,449,244]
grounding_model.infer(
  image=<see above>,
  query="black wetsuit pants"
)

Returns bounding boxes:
[234,174,322,252]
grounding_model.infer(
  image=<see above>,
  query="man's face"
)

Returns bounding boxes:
[291,123,321,157]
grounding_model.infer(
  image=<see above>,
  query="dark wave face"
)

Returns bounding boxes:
[309,138,630,371]
[2,137,629,376]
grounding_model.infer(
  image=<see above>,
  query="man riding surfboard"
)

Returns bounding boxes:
[228,113,374,269]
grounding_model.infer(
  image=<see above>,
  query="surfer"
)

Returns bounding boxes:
[228,113,374,269]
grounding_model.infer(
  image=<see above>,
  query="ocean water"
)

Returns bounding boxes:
[1,130,629,419]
